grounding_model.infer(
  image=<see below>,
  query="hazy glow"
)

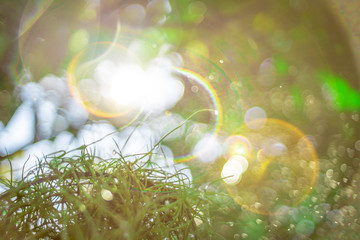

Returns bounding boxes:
[193,134,222,163]
[69,43,184,120]
[5,0,358,237]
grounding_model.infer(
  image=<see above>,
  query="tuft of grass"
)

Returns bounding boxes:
[0,139,215,239]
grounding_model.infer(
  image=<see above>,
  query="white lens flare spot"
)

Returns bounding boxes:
[230,155,249,172]
[69,42,185,119]
[94,58,184,114]
[110,65,146,107]
[221,156,249,185]
[193,134,222,163]
[101,189,114,201]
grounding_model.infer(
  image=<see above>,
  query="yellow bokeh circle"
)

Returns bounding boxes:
[222,118,319,215]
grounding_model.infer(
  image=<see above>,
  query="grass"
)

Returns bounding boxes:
[0,128,219,239]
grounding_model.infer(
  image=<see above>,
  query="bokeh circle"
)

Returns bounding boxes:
[222,118,319,215]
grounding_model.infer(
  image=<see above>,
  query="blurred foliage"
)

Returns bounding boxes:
[0,141,215,239]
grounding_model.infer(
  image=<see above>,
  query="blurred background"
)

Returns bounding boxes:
[0,0,360,239]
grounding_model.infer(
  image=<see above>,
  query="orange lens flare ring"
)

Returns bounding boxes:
[222,118,319,215]
[67,42,144,121]
[68,43,223,162]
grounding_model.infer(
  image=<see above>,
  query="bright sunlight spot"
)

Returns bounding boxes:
[110,65,146,107]
[221,156,249,185]
[94,57,184,115]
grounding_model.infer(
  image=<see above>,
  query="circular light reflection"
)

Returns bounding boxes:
[221,156,248,185]
[244,106,267,129]
[172,68,223,163]
[193,134,222,163]
[223,118,319,215]
[224,135,252,159]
